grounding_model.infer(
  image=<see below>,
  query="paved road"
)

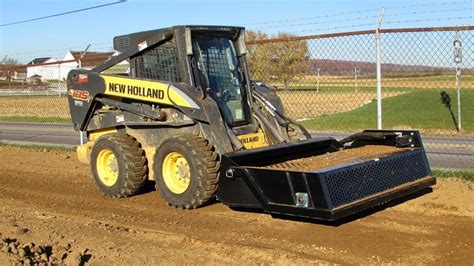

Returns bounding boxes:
[0,122,79,146]
[0,122,472,170]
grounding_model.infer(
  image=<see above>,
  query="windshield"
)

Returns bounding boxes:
[192,36,247,125]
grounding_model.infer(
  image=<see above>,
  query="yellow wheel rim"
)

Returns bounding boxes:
[96,149,119,186]
[162,152,191,194]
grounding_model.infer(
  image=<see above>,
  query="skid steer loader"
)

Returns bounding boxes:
[67,26,435,221]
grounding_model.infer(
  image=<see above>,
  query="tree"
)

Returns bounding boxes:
[246,31,309,90]
[269,33,309,90]
[0,58,20,81]
[245,30,272,82]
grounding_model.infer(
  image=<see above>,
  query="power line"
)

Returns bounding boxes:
[384,16,473,26]
[245,8,380,26]
[252,14,379,30]
[386,0,471,10]
[1,43,111,57]
[244,1,471,29]
[384,8,471,18]
[0,0,126,27]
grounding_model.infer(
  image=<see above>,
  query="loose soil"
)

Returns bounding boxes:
[263,145,408,172]
[0,146,473,264]
[276,91,404,119]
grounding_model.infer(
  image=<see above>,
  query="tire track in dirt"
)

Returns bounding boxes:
[0,146,473,264]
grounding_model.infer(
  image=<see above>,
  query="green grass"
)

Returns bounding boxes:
[0,142,75,152]
[280,85,413,93]
[301,89,474,134]
[0,116,71,123]
[432,169,474,182]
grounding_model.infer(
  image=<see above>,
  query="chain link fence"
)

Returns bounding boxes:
[0,26,472,169]
[248,26,473,170]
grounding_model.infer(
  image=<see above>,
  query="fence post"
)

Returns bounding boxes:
[354,67,358,92]
[58,64,61,97]
[317,68,320,93]
[454,31,462,133]
[375,8,385,130]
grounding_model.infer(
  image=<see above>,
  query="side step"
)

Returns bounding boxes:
[217,130,435,221]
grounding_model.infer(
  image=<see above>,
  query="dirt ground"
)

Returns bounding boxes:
[0,146,473,264]
[276,91,403,119]
[264,145,408,171]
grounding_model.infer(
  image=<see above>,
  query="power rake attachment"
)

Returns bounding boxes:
[217,130,435,221]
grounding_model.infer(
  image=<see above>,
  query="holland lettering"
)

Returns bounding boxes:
[108,82,164,99]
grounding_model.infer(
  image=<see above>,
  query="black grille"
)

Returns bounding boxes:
[323,149,430,208]
[136,43,182,83]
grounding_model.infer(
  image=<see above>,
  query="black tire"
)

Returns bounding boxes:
[90,133,147,198]
[155,135,219,209]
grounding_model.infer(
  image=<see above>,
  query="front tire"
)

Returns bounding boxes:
[155,135,219,209]
[90,133,147,198]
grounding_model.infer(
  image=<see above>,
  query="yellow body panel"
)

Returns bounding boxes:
[77,144,93,165]
[76,128,118,165]
[237,131,268,149]
[101,75,199,109]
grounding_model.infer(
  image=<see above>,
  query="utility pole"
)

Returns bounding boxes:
[79,44,90,145]
[454,31,462,133]
[78,44,91,68]
[375,8,385,130]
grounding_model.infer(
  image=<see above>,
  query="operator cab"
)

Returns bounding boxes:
[112,26,254,130]
[190,29,251,128]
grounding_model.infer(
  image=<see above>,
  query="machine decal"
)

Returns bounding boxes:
[69,89,90,101]
[138,40,148,51]
[237,131,267,149]
[108,82,165,99]
[102,75,200,109]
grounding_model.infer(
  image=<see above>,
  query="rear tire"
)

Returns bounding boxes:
[155,135,219,209]
[90,133,147,198]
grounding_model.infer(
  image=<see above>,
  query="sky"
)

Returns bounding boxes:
[0,0,472,63]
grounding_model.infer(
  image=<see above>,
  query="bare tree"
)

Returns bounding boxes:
[0,58,20,81]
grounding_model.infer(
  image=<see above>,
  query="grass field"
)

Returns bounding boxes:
[432,169,474,182]
[0,96,70,123]
[274,73,474,91]
[0,74,472,136]
[0,116,70,123]
[300,89,474,135]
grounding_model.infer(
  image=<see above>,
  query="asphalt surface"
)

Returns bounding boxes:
[0,122,472,170]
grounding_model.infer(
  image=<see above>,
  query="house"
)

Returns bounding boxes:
[26,51,129,81]
[59,51,128,80]
[26,57,57,80]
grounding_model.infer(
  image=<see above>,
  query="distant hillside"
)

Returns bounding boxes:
[308,59,455,76]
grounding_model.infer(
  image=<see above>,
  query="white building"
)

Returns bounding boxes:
[26,57,57,80]
[26,51,129,81]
